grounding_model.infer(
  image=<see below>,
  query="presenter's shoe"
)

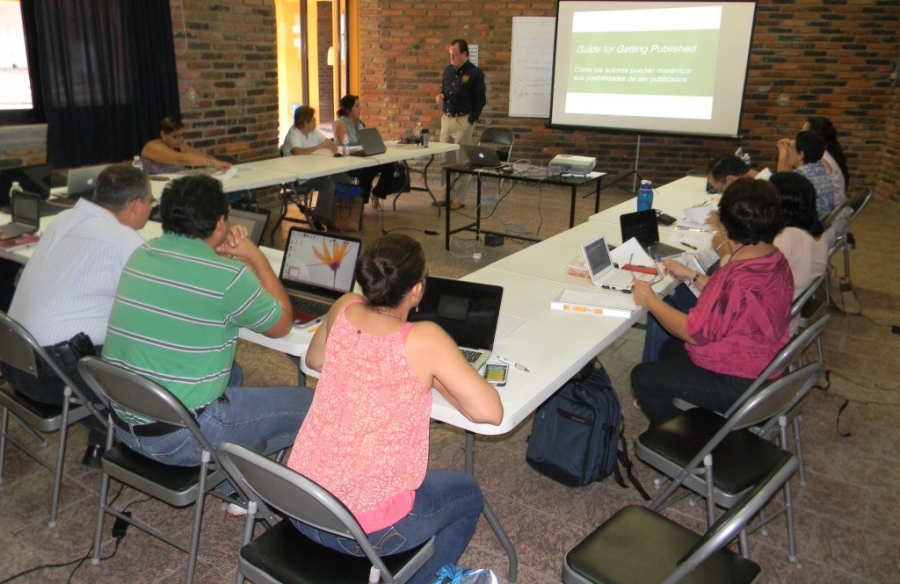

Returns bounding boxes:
[432,200,447,208]
[448,202,465,211]
[81,444,104,469]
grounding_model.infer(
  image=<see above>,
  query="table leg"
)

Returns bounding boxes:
[465,431,518,583]
[569,185,577,228]
[594,175,603,214]
[445,167,452,250]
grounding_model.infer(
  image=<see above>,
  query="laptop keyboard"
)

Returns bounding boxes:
[460,348,481,363]
[289,295,330,317]
[602,269,636,288]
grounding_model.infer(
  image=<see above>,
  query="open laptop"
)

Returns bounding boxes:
[460,144,503,169]
[0,191,41,240]
[582,235,640,292]
[409,276,504,371]
[228,207,271,246]
[349,128,388,157]
[278,227,363,326]
[65,164,109,200]
[620,209,683,258]
[0,164,54,208]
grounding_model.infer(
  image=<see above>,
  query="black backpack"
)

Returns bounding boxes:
[526,361,649,498]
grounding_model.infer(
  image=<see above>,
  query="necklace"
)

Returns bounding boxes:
[369,306,403,321]
[729,244,747,261]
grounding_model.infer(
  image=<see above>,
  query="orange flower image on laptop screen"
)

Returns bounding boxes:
[312,240,350,287]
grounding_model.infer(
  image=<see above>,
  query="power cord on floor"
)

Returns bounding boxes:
[0,484,128,584]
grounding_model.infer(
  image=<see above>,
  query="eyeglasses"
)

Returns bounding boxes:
[144,194,158,207]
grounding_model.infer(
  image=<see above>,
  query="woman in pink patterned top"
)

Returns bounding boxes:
[630,178,793,428]
[287,234,502,584]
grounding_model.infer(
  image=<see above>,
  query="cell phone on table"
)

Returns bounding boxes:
[482,363,509,386]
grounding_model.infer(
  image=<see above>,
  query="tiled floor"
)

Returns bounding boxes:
[1,173,898,583]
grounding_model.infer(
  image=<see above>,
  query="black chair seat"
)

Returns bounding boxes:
[102,444,218,506]
[240,519,431,584]
[1,383,65,429]
[638,408,792,495]
[565,506,760,584]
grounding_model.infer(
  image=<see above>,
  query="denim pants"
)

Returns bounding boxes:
[642,284,698,363]
[632,338,754,428]
[294,470,484,584]
[115,364,313,494]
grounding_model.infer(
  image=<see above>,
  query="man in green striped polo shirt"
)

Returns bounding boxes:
[103,175,312,495]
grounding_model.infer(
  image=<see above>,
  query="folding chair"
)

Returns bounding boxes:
[635,362,822,563]
[78,356,232,584]
[563,455,798,584]
[269,179,317,245]
[218,441,435,584]
[839,187,872,281]
[479,128,514,163]
[0,312,105,527]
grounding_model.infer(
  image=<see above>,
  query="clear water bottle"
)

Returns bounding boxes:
[132,155,144,173]
[9,180,23,203]
[342,134,349,157]
[637,180,654,212]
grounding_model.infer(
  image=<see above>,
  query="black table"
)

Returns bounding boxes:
[443,164,606,250]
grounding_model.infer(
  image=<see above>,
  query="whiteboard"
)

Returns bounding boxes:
[509,17,555,118]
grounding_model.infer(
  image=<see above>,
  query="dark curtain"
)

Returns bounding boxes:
[27,0,180,167]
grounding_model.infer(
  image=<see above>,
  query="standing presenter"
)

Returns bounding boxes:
[436,39,486,211]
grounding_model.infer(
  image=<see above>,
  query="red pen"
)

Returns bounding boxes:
[621,264,658,275]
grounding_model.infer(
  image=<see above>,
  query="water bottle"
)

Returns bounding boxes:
[132,155,144,173]
[9,180,23,204]
[637,180,654,212]
[421,128,430,147]
[342,135,349,157]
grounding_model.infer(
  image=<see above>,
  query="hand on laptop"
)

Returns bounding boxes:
[631,279,656,308]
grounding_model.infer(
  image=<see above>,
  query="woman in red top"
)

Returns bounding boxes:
[630,178,793,427]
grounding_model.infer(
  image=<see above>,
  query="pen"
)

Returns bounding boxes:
[496,355,530,372]
[681,243,698,250]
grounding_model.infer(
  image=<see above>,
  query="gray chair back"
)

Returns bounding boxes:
[218,441,403,580]
[790,274,826,320]
[728,362,823,431]
[78,356,216,455]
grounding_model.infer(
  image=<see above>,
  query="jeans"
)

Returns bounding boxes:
[641,284,699,363]
[114,364,313,495]
[294,470,484,584]
[632,338,755,428]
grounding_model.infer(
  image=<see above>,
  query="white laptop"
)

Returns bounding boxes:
[65,164,109,199]
[581,235,651,292]
[0,191,41,240]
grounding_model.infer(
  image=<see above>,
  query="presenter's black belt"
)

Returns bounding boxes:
[113,404,209,437]
[444,111,469,118]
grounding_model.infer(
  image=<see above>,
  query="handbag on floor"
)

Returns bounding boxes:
[526,361,648,497]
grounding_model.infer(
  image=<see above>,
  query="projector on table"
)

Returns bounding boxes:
[548,154,596,176]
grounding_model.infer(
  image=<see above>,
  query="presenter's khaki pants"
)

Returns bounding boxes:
[440,115,475,205]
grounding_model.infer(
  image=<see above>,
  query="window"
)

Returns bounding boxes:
[0,0,43,124]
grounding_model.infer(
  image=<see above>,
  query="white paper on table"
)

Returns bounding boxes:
[495,313,525,343]
[609,237,654,266]
[675,219,711,231]
[669,228,714,248]
[214,167,238,180]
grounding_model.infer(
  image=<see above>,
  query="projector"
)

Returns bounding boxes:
[548,154,596,175]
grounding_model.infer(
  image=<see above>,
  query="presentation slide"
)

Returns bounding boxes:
[550,1,757,137]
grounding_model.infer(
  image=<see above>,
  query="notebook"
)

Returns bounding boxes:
[349,128,388,157]
[460,144,503,168]
[582,235,639,292]
[66,164,109,200]
[409,276,504,371]
[620,209,684,258]
[278,227,363,326]
[0,191,41,240]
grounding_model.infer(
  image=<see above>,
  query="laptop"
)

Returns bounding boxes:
[460,144,503,168]
[66,164,109,200]
[582,235,641,292]
[0,163,53,208]
[620,209,684,258]
[409,276,504,371]
[278,227,363,326]
[228,207,271,246]
[0,191,41,240]
[349,128,388,157]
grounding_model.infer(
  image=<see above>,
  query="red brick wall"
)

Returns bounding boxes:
[356,0,898,198]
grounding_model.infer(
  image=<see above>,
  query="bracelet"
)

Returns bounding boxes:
[691,272,700,284]
[205,157,213,168]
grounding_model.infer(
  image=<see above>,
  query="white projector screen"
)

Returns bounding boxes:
[549,0,757,137]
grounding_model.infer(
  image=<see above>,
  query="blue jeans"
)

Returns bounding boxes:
[642,284,699,363]
[293,470,484,584]
[115,365,313,495]
[632,338,754,427]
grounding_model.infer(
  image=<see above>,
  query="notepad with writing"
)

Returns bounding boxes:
[550,289,636,318]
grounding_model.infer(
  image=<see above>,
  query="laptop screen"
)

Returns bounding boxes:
[410,276,503,351]
[620,209,660,246]
[279,228,362,295]
[583,236,613,278]
[12,192,41,226]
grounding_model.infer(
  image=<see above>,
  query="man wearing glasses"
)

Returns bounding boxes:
[0,165,154,468]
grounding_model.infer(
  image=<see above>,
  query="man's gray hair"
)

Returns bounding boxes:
[93,165,150,211]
